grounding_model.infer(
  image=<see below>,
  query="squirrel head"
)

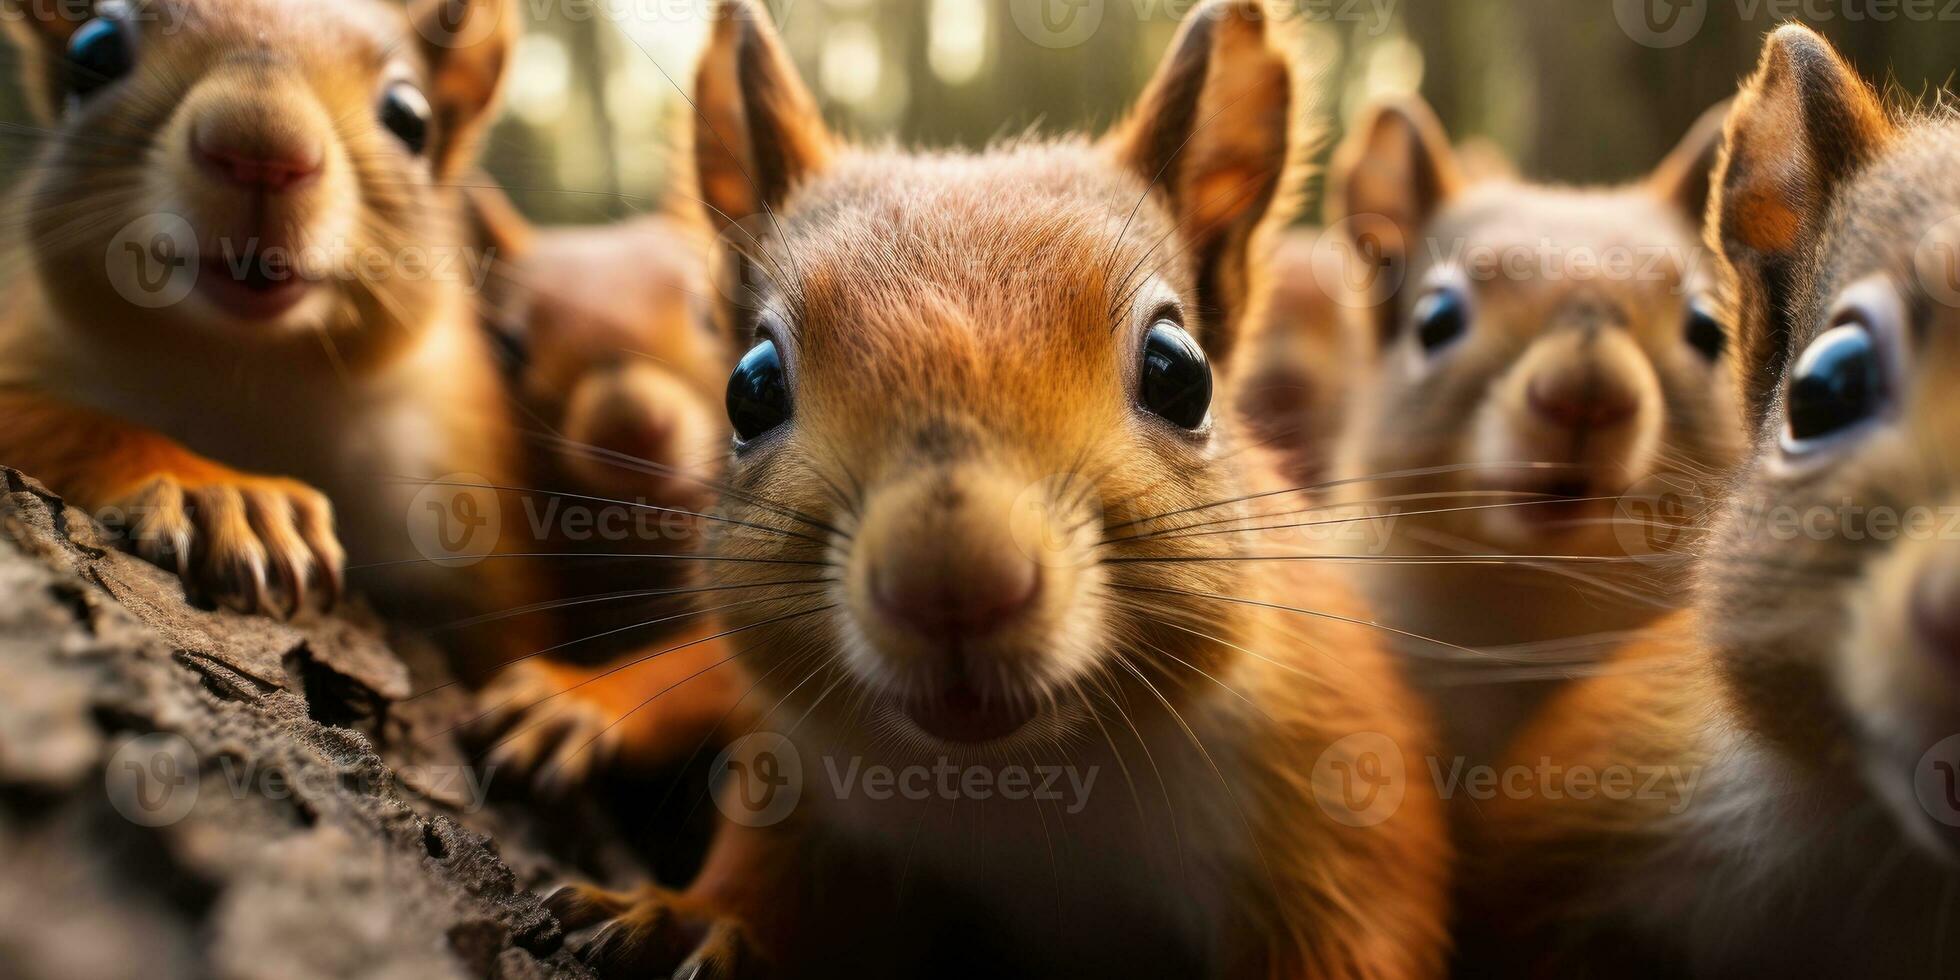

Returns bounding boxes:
[2,0,513,367]
[1701,23,1960,859]
[688,0,1308,753]
[1326,95,1742,555]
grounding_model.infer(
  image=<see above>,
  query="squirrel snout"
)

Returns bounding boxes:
[1910,552,1960,669]
[191,123,324,193]
[872,548,1041,642]
[1526,367,1640,431]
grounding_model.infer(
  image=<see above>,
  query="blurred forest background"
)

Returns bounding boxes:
[3,0,1956,223]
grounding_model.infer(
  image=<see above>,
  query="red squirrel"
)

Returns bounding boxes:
[0,0,544,646]
[1466,25,1960,976]
[543,1,1450,976]
[1319,95,1745,765]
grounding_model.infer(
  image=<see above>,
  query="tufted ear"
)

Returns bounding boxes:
[410,0,518,179]
[1715,24,1892,425]
[1107,0,1305,365]
[1649,99,1731,231]
[692,0,832,235]
[1326,96,1462,346]
[1,0,95,122]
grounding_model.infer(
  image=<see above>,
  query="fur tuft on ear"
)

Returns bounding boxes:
[1648,98,1731,228]
[410,0,518,179]
[692,0,832,234]
[1107,0,1307,364]
[1715,23,1893,424]
[1326,95,1462,345]
[1,0,95,123]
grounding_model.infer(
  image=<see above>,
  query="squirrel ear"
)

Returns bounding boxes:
[1716,24,1892,421]
[692,0,832,234]
[1327,96,1461,345]
[1,0,91,123]
[1108,0,1304,364]
[1648,99,1730,228]
[410,0,517,178]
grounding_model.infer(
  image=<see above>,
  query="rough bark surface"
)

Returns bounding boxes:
[0,467,626,980]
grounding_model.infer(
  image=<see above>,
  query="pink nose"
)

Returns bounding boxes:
[1912,556,1960,668]
[191,126,323,192]
[1528,372,1638,431]
[873,551,1041,641]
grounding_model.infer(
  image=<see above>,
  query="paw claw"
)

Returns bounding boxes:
[101,474,343,618]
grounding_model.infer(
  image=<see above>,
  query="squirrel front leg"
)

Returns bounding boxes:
[0,388,343,616]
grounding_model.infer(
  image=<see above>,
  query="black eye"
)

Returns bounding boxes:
[1686,301,1725,360]
[1412,288,1469,353]
[1785,324,1885,446]
[380,82,433,155]
[1139,321,1211,430]
[65,17,134,101]
[727,340,791,443]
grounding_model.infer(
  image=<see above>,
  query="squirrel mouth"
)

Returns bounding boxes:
[197,257,314,320]
[900,684,1037,744]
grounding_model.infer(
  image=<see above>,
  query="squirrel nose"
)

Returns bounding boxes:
[873,550,1041,641]
[1911,553,1960,668]
[1527,369,1639,431]
[191,124,323,192]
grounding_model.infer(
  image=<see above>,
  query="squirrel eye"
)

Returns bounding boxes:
[727,340,792,443]
[379,82,433,155]
[1412,288,1470,353]
[65,17,134,101]
[1686,301,1726,360]
[1784,323,1885,448]
[1138,321,1212,430]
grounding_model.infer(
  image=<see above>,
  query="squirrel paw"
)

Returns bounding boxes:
[472,661,620,798]
[545,883,769,980]
[104,474,344,618]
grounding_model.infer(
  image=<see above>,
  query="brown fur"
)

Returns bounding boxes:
[0,0,541,645]
[1323,96,1744,765]
[1464,26,1960,976]
[550,2,1449,977]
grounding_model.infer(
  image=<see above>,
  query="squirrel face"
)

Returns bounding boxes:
[691,0,1301,751]
[3,0,511,365]
[1330,99,1741,554]
[1703,25,1960,859]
